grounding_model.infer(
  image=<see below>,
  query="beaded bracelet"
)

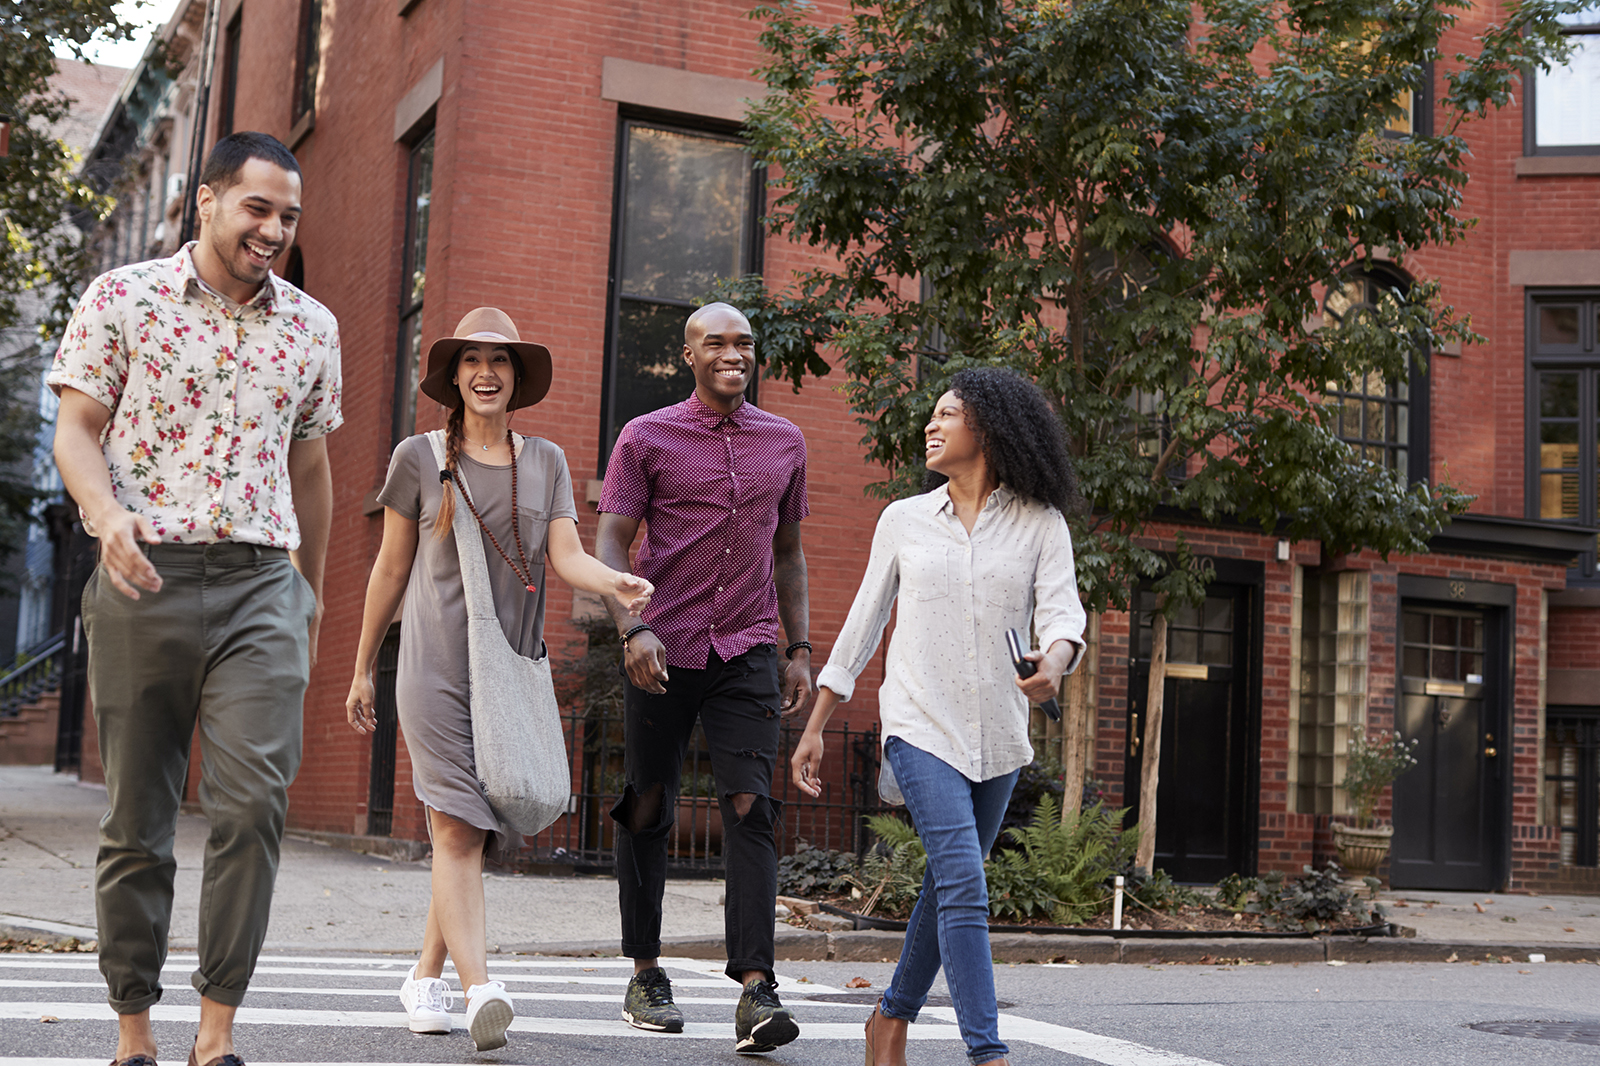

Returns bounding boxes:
[785,640,813,659]
[621,623,653,646]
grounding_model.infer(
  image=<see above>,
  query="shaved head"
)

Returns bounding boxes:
[685,301,751,345]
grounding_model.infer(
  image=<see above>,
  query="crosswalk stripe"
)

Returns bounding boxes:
[1,1003,957,1040]
[0,979,861,1009]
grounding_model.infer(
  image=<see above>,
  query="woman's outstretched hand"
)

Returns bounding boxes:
[613,572,654,614]
[346,674,378,735]
[790,729,825,798]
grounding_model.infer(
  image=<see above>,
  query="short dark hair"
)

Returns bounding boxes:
[198,132,301,195]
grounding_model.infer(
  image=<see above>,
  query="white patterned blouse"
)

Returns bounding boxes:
[815,483,1087,802]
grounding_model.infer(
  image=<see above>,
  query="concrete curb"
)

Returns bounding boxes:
[509,930,1600,966]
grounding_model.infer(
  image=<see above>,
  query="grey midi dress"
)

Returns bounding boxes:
[377,433,579,853]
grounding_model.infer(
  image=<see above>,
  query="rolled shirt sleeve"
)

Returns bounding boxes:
[815,506,901,702]
[1033,510,1087,674]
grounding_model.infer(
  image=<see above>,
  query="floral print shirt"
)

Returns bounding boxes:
[47,243,343,548]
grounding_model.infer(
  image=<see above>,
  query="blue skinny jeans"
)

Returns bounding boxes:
[879,736,1020,1065]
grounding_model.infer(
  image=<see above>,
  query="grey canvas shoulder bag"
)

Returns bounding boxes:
[428,430,570,837]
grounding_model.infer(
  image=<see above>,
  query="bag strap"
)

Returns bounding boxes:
[426,430,498,624]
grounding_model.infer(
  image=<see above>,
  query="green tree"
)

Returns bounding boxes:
[2,1,138,334]
[717,0,1580,867]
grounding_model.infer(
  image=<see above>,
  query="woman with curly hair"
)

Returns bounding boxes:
[792,366,1087,1066]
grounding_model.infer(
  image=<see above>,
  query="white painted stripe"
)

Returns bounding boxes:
[0,980,864,1010]
[0,916,98,938]
[0,962,737,987]
[0,1003,960,1040]
[995,1011,1226,1066]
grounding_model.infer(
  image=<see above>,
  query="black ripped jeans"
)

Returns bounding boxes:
[611,644,784,984]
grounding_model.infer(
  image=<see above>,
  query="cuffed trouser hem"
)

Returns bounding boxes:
[108,990,163,1015]
[621,941,663,960]
[726,957,777,987]
[191,971,248,1008]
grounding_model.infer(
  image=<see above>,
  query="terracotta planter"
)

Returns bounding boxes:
[1332,822,1393,881]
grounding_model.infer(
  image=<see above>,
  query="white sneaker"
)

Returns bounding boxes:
[398,963,453,1034]
[465,980,514,1051]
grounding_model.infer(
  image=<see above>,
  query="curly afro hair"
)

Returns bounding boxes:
[922,367,1084,516]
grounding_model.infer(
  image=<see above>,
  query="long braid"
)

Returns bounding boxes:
[433,403,466,541]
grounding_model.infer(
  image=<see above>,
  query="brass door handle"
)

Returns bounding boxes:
[1485,746,1498,757]
[1129,713,1141,757]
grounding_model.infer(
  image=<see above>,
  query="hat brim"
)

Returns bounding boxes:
[419,336,554,411]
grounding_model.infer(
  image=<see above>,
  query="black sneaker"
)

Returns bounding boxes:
[622,966,685,1033]
[734,977,799,1054]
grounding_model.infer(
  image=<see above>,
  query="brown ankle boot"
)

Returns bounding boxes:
[864,1006,908,1066]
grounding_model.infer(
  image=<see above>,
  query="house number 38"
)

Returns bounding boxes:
[1449,581,1467,599]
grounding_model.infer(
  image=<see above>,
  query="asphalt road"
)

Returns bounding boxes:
[3,950,1599,1066]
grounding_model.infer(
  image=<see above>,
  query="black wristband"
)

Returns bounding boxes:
[621,623,652,645]
[785,640,813,659]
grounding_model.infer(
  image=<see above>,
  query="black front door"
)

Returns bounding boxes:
[1126,581,1256,882]
[1390,605,1505,891]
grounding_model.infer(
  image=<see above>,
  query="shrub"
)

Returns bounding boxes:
[986,797,1139,925]
[777,842,858,899]
[1221,864,1388,932]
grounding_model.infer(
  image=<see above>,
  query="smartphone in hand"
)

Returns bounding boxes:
[1006,628,1062,721]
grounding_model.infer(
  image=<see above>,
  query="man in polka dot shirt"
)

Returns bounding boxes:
[596,302,811,1052]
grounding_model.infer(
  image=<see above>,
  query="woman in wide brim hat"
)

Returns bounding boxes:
[343,307,653,1051]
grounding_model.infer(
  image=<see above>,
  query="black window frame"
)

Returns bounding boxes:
[1322,266,1431,485]
[1524,4,1600,157]
[391,128,435,447]
[1380,59,1435,141]
[1525,289,1600,581]
[292,0,322,125]
[598,114,764,473]
[1544,706,1600,868]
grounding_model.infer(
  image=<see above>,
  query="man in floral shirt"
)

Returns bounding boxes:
[49,132,340,1066]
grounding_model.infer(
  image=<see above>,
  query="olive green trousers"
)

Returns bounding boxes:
[85,542,314,1013]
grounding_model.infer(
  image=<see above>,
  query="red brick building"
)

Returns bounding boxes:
[72,0,1600,894]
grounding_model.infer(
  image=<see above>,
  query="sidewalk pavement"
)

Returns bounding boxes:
[4,764,1599,965]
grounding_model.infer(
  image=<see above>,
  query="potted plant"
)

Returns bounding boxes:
[1333,730,1419,883]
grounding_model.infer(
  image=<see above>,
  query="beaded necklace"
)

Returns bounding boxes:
[445,429,537,595]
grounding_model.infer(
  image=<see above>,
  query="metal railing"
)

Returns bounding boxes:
[0,631,66,720]
[517,708,894,875]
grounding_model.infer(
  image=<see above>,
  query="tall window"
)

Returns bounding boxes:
[1528,4,1600,155]
[392,131,434,445]
[1528,291,1600,579]
[602,121,758,463]
[293,0,322,124]
[1323,268,1426,481]
[217,10,242,139]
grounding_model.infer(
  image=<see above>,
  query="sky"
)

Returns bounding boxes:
[52,0,184,70]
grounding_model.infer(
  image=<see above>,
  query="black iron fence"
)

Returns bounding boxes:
[514,707,894,875]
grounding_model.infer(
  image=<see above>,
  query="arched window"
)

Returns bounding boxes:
[1323,268,1427,481]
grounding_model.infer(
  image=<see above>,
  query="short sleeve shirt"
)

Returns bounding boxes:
[46,243,343,547]
[598,393,808,669]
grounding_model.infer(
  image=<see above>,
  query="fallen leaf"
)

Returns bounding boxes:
[1519,970,1531,974]
[1445,952,1459,963]
[1566,927,1577,933]
[1392,900,1409,907]
[39,1016,58,1024]
[1542,905,1556,911]
[1498,955,1513,964]
[1474,902,1486,913]
[845,977,872,988]
[795,976,811,984]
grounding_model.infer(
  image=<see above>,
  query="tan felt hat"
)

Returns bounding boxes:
[419,307,553,411]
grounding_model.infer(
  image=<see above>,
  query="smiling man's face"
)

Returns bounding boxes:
[195,157,303,304]
[683,303,755,414]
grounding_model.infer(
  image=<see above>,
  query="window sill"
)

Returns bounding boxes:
[288,110,315,152]
[1517,155,1600,178]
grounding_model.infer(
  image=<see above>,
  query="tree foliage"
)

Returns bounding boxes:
[719,0,1582,611]
[2,0,138,338]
